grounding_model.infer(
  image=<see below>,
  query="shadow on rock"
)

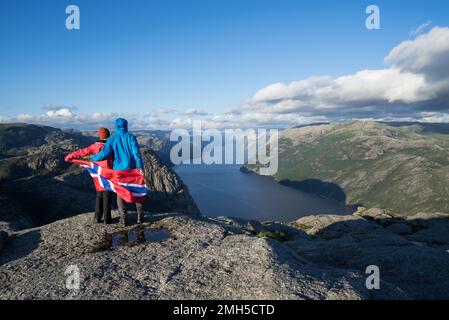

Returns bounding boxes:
[0,229,42,266]
[279,179,350,204]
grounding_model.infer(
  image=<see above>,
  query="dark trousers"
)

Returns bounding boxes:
[117,196,144,220]
[95,191,112,222]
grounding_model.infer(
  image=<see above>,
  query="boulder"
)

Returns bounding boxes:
[294,214,387,240]
[354,207,394,222]
[213,216,264,234]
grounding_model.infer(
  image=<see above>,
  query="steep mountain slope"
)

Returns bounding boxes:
[135,130,176,167]
[0,123,199,229]
[246,122,449,214]
[0,123,94,181]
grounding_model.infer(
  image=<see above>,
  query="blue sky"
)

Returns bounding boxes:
[1,0,449,129]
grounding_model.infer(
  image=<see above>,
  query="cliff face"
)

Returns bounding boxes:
[1,208,448,300]
[0,123,199,229]
[141,148,200,215]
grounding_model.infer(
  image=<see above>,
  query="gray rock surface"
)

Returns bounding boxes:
[288,210,449,299]
[212,216,264,234]
[354,207,395,222]
[0,211,406,300]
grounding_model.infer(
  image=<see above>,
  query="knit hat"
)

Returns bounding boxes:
[98,127,110,140]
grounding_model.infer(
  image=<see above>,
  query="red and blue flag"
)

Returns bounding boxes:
[70,159,147,204]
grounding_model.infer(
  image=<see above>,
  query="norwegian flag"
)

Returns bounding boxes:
[70,159,147,204]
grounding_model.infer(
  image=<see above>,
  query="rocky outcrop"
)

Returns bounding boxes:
[2,207,447,299]
[289,207,449,299]
[6,208,448,300]
[141,149,200,215]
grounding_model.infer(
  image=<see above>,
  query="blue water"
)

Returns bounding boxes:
[174,164,355,222]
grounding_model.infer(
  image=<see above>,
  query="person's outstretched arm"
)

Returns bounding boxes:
[65,144,96,162]
[130,135,144,171]
[92,138,113,162]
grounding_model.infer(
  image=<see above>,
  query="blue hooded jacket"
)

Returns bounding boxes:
[92,118,144,170]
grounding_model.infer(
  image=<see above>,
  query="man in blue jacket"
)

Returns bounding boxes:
[92,118,145,226]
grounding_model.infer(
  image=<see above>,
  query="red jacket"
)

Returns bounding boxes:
[65,142,113,191]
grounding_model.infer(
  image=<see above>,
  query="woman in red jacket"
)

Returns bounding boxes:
[65,128,114,224]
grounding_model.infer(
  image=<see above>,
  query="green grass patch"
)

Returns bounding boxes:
[257,230,290,242]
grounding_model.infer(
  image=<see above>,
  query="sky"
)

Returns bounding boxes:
[1,0,449,130]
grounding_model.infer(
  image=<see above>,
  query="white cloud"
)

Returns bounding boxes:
[2,107,119,130]
[1,106,176,131]
[178,108,210,116]
[418,112,449,123]
[169,112,327,130]
[386,27,449,79]
[43,104,78,112]
[0,115,11,123]
[45,107,75,118]
[248,26,449,121]
[152,107,176,114]
[223,108,242,115]
[410,20,432,36]
[252,70,427,110]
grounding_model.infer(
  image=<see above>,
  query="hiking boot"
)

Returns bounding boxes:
[104,212,112,225]
[95,212,103,223]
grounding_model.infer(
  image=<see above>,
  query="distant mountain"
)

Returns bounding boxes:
[293,122,330,129]
[0,123,199,231]
[135,131,176,167]
[0,123,95,181]
[245,121,449,215]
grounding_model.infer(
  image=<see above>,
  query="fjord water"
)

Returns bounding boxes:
[174,164,355,221]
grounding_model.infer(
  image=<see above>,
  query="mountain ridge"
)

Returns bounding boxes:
[245,121,449,215]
